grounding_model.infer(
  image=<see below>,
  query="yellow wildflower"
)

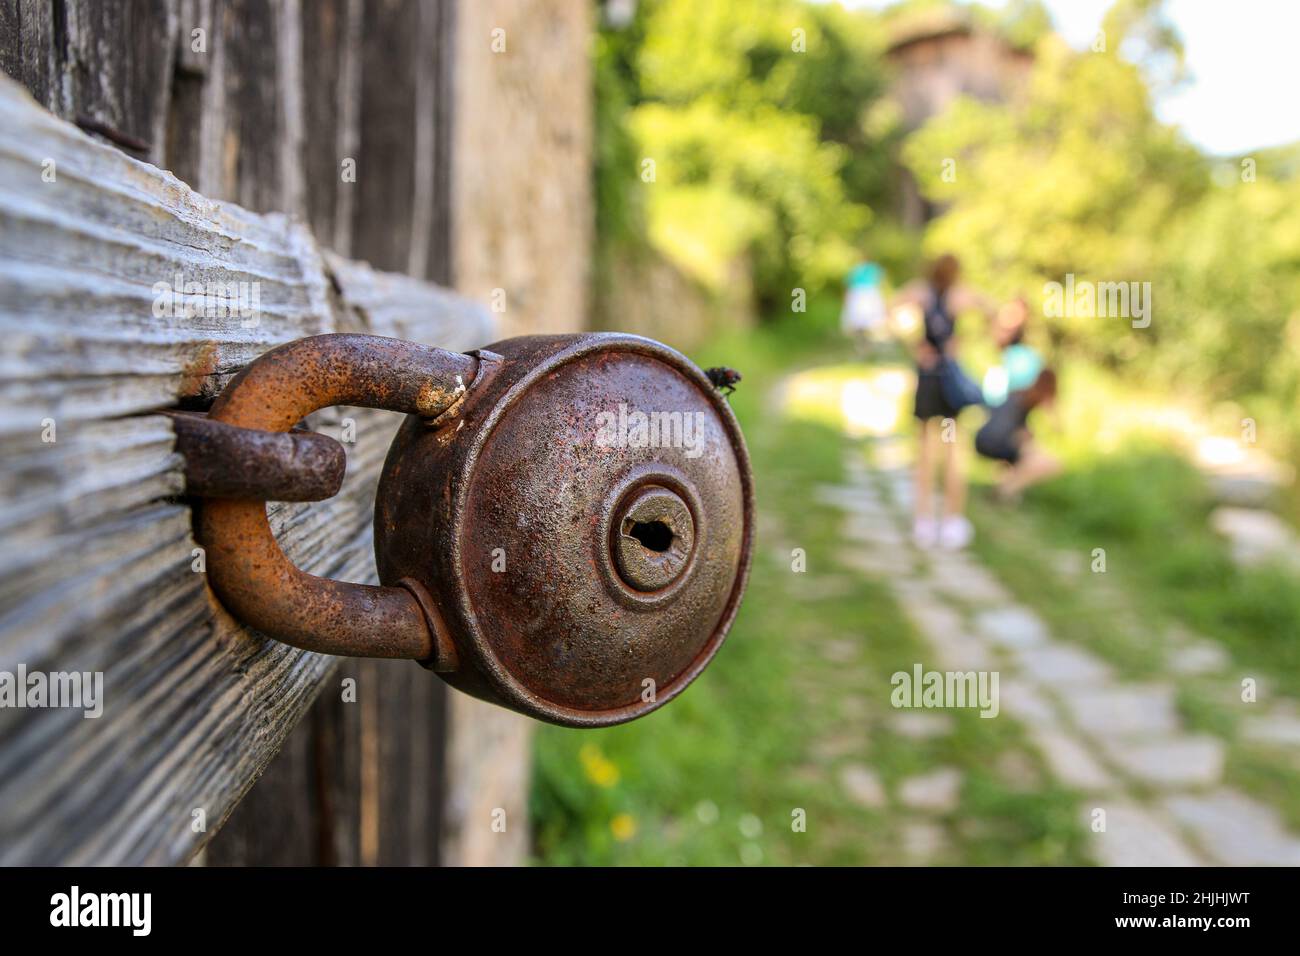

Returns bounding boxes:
[610,813,637,841]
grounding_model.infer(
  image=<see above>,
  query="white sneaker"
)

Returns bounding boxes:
[938,515,974,550]
[912,516,938,549]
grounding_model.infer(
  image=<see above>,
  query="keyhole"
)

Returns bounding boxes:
[610,486,695,593]
[625,519,674,553]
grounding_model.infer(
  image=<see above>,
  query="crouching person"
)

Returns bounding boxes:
[974,369,1061,502]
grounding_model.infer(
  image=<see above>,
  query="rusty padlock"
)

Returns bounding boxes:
[192,333,753,727]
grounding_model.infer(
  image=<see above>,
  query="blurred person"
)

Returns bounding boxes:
[975,368,1062,502]
[841,260,888,355]
[892,254,994,549]
[982,297,1044,408]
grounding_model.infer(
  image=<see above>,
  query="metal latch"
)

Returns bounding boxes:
[180,333,753,727]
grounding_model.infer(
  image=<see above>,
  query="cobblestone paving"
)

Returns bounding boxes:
[822,432,1300,866]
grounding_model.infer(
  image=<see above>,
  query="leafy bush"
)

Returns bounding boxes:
[902,7,1300,453]
[597,0,910,314]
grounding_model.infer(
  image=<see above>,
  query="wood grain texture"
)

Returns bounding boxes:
[61,0,180,165]
[205,0,461,866]
[7,0,57,112]
[218,0,282,211]
[0,2,23,86]
[0,72,492,865]
[298,0,350,250]
[351,0,419,274]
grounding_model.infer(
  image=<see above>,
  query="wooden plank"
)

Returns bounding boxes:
[198,0,349,865]
[327,0,453,869]
[0,73,492,864]
[274,0,306,220]
[405,0,437,279]
[11,0,57,111]
[193,0,228,199]
[216,0,280,210]
[426,0,455,285]
[350,0,419,273]
[188,684,321,865]
[315,659,365,866]
[164,0,214,191]
[62,0,180,166]
[327,250,492,345]
[298,0,349,249]
[204,0,461,867]
[0,2,22,85]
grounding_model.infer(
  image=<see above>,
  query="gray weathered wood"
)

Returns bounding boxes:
[351,0,419,274]
[299,0,351,251]
[202,0,460,868]
[0,72,491,865]
[7,0,57,113]
[0,3,23,89]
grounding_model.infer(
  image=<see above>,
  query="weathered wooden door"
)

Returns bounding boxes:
[0,0,490,865]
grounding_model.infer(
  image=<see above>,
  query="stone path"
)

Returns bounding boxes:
[1210,506,1300,572]
[822,431,1300,866]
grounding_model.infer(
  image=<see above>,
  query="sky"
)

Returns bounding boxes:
[1045,0,1299,155]
[838,0,1300,156]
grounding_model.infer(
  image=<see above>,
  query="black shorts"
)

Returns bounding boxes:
[914,369,960,421]
[975,422,1022,464]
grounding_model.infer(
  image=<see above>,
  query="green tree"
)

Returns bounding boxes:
[597,0,902,313]
[902,0,1300,444]
[903,26,1208,366]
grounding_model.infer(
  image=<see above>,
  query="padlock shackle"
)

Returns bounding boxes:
[196,333,479,660]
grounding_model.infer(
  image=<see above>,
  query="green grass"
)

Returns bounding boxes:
[530,309,1089,865]
[1229,747,1300,833]
[531,315,846,865]
[971,439,1300,697]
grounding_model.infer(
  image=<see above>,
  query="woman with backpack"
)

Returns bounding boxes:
[891,254,994,550]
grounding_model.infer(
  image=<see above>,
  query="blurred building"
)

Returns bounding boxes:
[886,8,1033,226]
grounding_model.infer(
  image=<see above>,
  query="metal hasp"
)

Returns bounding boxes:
[167,411,347,502]
[194,332,754,727]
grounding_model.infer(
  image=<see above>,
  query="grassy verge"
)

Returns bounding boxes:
[970,437,1300,698]
[964,367,1300,830]
[530,313,844,865]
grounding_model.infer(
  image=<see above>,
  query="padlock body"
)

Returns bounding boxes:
[374,334,754,727]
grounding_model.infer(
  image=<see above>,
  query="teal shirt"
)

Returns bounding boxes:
[846,262,882,290]
[983,344,1043,406]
